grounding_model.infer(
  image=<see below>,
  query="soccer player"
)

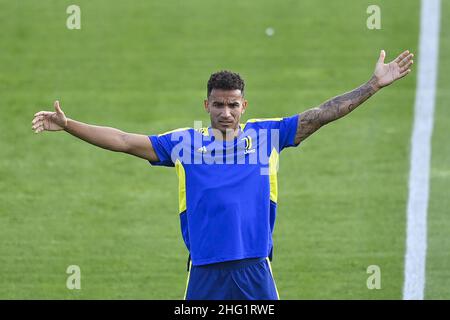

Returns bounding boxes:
[31,50,413,300]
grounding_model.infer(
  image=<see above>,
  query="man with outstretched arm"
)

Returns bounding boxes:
[31,50,413,300]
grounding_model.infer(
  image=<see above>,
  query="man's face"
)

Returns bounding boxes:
[204,89,248,134]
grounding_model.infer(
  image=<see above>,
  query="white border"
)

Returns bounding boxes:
[403,0,441,300]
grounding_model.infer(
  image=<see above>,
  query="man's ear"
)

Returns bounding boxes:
[204,99,210,113]
[242,100,248,114]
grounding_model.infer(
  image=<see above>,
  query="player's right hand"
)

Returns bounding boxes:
[31,100,68,133]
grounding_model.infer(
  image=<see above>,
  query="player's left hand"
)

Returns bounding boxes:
[373,50,414,88]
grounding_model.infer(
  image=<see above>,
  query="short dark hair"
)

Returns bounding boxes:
[207,70,245,97]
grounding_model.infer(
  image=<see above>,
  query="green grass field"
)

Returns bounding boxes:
[0,0,448,299]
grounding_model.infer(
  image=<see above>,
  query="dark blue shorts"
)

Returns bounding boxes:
[184,257,279,300]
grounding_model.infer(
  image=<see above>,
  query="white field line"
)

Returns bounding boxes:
[403,0,441,300]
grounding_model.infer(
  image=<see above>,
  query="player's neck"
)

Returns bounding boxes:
[210,125,241,141]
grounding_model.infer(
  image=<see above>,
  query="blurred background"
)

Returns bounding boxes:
[0,0,448,299]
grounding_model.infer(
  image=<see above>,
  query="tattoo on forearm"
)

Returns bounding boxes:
[295,76,379,144]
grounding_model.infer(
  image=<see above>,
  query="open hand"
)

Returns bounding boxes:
[373,50,414,89]
[31,100,68,133]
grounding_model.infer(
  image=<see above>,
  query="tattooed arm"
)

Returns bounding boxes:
[295,50,414,145]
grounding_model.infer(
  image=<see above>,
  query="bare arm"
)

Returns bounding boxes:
[31,101,159,162]
[295,50,414,145]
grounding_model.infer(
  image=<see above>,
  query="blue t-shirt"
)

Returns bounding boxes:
[149,115,300,266]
